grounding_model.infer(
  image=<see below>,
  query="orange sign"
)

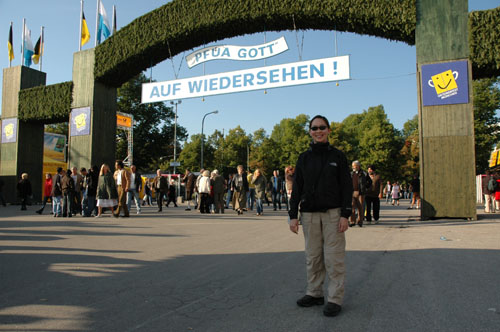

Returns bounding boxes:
[489,150,499,168]
[117,114,133,128]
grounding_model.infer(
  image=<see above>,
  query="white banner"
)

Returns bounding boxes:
[142,55,350,103]
[186,37,289,68]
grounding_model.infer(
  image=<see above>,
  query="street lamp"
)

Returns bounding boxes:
[201,110,218,169]
[170,100,181,174]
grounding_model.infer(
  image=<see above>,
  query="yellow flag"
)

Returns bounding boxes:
[81,12,90,46]
[32,35,43,64]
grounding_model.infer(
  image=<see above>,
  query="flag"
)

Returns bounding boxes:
[97,0,111,44]
[81,12,90,46]
[23,24,34,67]
[32,34,43,64]
[8,25,14,61]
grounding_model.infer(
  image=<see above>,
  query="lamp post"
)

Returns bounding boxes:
[201,110,218,169]
[170,100,181,174]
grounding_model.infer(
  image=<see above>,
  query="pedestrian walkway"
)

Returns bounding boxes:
[0,200,499,331]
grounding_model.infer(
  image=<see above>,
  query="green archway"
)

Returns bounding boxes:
[95,0,500,87]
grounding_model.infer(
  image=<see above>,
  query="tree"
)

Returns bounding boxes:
[400,114,419,180]
[473,77,500,174]
[222,126,250,171]
[116,73,187,172]
[177,134,206,172]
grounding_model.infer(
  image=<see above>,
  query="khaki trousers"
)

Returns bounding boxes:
[351,191,364,222]
[116,185,129,216]
[484,194,494,212]
[301,208,345,305]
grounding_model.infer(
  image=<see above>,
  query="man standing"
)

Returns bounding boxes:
[51,168,64,217]
[212,170,225,213]
[482,170,495,213]
[127,165,142,214]
[350,160,369,227]
[153,169,168,212]
[166,179,178,207]
[113,161,131,217]
[289,115,352,317]
[182,168,196,211]
[408,175,421,209]
[364,165,383,224]
[84,166,99,217]
[270,170,283,211]
[61,169,74,217]
[225,174,234,209]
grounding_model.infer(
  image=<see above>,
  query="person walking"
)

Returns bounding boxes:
[51,168,64,217]
[126,165,142,214]
[408,175,421,209]
[17,173,32,211]
[232,165,248,215]
[288,115,352,317]
[182,168,196,211]
[84,166,99,217]
[36,173,53,214]
[252,169,267,216]
[113,161,131,217]
[71,166,84,215]
[142,180,153,206]
[61,169,75,217]
[153,169,168,212]
[225,174,234,209]
[197,170,211,213]
[247,170,256,211]
[284,166,295,211]
[211,170,225,213]
[391,181,401,206]
[364,165,383,224]
[269,170,283,211]
[350,160,369,227]
[384,181,392,204]
[482,170,495,213]
[96,164,118,218]
[166,179,178,207]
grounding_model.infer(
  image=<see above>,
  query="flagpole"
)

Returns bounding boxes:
[22,18,25,66]
[9,22,13,67]
[112,5,116,34]
[95,0,100,46]
[39,26,44,71]
[79,0,83,51]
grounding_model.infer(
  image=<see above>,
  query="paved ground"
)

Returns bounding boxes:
[1,199,500,331]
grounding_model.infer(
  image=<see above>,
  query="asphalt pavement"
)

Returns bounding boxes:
[1,199,499,331]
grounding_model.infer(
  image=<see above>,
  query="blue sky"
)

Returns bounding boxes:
[1,0,499,141]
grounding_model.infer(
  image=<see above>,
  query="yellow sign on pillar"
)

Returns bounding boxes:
[489,150,499,168]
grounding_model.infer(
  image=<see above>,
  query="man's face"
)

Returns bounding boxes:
[81,170,87,176]
[368,168,373,175]
[157,170,161,176]
[352,163,360,172]
[72,167,77,174]
[131,166,136,173]
[115,162,120,170]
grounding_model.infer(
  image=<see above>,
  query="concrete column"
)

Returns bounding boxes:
[1,66,46,203]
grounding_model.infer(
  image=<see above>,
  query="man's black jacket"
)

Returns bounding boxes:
[288,142,353,219]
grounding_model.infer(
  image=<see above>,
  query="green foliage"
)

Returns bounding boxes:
[115,73,187,172]
[222,126,251,170]
[472,78,500,173]
[400,115,419,180]
[177,134,206,172]
[330,105,403,181]
[95,0,500,87]
[469,7,500,79]
[18,82,73,123]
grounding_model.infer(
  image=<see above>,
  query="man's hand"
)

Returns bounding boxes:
[338,217,349,233]
[378,193,383,199]
[289,219,299,234]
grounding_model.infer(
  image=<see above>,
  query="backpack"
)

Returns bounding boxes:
[487,177,497,192]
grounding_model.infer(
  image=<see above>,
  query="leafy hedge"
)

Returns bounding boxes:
[469,6,500,79]
[94,0,500,87]
[18,81,73,123]
[95,0,416,87]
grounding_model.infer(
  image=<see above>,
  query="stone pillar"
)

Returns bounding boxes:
[1,66,46,203]
[70,49,116,171]
[416,0,476,219]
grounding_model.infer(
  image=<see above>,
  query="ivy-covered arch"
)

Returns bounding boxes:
[95,0,500,88]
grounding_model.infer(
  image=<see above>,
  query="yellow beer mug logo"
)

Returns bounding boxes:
[428,70,458,96]
[74,113,87,131]
[4,123,14,139]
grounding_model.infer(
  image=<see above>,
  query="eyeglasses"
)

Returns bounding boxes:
[310,125,328,131]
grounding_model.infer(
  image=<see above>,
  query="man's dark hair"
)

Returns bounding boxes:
[67,169,72,176]
[116,160,124,168]
[80,167,86,173]
[309,115,330,129]
[367,165,376,171]
[57,167,63,174]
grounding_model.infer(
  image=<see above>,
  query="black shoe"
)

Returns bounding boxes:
[36,210,42,215]
[185,208,191,211]
[357,222,363,227]
[349,223,355,227]
[323,302,342,317]
[297,295,324,307]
